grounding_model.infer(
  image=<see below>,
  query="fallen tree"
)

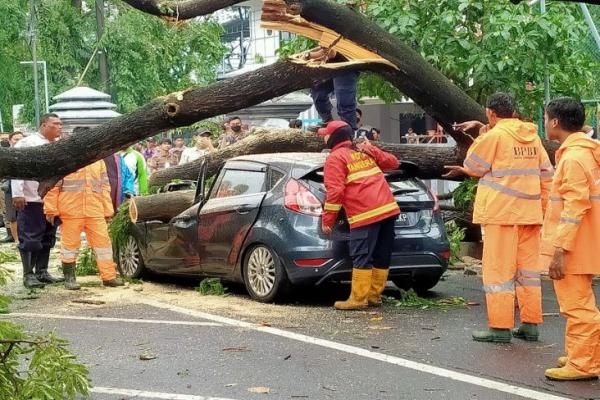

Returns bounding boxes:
[129,191,196,223]
[149,128,464,187]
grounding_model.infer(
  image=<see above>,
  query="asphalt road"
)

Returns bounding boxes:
[3,269,599,400]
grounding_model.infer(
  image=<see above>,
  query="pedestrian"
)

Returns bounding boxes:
[307,47,360,130]
[148,138,178,174]
[444,93,553,343]
[405,128,419,144]
[142,137,157,160]
[219,116,246,149]
[180,129,215,164]
[540,97,600,381]
[122,147,148,196]
[318,120,400,310]
[289,119,303,130]
[170,136,187,164]
[1,131,24,243]
[368,127,381,141]
[11,114,63,288]
[44,158,124,290]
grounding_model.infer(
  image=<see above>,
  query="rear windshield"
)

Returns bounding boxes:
[303,168,420,186]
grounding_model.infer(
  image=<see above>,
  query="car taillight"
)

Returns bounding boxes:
[294,258,331,267]
[427,188,440,213]
[284,179,323,216]
[441,250,451,261]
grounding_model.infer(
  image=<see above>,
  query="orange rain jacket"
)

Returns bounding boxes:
[462,118,553,225]
[323,140,400,229]
[540,133,600,275]
[44,160,114,219]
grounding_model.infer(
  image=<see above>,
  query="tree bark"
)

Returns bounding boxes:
[129,190,195,222]
[122,0,246,19]
[149,128,464,187]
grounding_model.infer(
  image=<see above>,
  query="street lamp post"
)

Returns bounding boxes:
[20,61,49,113]
[29,0,40,127]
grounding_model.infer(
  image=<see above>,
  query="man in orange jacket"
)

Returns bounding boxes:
[541,97,600,381]
[319,120,400,310]
[445,93,552,342]
[44,160,123,289]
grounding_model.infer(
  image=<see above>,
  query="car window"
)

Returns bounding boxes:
[211,169,266,199]
[269,169,285,190]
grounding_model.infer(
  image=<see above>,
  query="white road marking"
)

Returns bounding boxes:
[92,386,237,400]
[3,312,223,327]
[142,299,572,400]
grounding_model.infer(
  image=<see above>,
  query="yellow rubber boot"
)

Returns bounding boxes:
[557,356,567,368]
[545,367,598,381]
[368,268,389,307]
[334,269,372,310]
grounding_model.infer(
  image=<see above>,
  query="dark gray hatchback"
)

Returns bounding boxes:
[118,152,450,302]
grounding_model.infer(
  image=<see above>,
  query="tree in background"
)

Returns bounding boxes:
[0,0,225,130]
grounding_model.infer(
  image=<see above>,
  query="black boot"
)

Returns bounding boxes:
[20,250,45,289]
[35,248,64,284]
[62,262,80,290]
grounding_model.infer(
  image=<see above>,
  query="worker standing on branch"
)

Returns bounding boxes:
[44,155,124,290]
[319,120,400,310]
[444,93,553,343]
[541,97,600,381]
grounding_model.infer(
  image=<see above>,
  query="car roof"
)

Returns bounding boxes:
[228,152,327,172]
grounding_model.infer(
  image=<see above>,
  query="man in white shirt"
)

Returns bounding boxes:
[12,113,63,288]
[180,129,215,164]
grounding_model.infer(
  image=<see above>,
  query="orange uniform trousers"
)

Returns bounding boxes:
[482,225,543,329]
[554,275,600,375]
[60,217,117,282]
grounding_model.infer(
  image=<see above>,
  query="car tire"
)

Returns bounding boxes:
[117,236,146,279]
[412,274,442,295]
[243,244,291,303]
[391,278,411,291]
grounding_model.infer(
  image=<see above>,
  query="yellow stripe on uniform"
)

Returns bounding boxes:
[346,166,382,183]
[324,203,342,212]
[347,201,399,225]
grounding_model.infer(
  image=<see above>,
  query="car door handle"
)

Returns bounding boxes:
[235,205,253,214]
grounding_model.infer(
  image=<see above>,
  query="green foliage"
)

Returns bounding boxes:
[0,0,225,130]
[75,246,97,276]
[386,289,468,309]
[276,36,317,59]
[445,220,466,265]
[196,278,227,296]
[0,251,19,264]
[0,247,89,399]
[453,178,478,211]
[365,0,599,114]
[108,201,133,251]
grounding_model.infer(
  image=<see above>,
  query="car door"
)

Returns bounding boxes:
[196,162,267,276]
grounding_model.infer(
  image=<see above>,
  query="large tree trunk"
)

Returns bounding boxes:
[129,190,195,223]
[149,128,464,188]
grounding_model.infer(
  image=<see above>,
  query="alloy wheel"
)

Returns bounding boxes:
[119,236,141,277]
[247,246,276,297]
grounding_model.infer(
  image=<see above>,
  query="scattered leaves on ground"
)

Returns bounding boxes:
[196,278,227,296]
[384,289,469,310]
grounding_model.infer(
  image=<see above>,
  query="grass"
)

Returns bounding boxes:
[76,246,97,276]
[196,278,227,296]
[385,289,468,310]
[0,250,20,264]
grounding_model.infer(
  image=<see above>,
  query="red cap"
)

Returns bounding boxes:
[317,120,349,136]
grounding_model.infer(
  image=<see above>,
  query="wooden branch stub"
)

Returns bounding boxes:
[165,103,180,117]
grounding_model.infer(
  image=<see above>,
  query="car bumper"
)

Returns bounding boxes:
[284,252,447,286]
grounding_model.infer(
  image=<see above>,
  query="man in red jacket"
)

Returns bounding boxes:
[319,121,400,310]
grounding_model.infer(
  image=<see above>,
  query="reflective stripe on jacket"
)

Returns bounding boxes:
[323,141,400,229]
[44,160,114,219]
[462,118,552,225]
[540,132,600,275]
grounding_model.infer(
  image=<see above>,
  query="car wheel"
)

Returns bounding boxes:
[412,274,442,295]
[243,244,290,303]
[118,236,145,279]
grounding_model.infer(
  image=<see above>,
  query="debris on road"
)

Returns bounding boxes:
[248,386,270,394]
[139,350,157,361]
[222,347,250,352]
[72,299,106,305]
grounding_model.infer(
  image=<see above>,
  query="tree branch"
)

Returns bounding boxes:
[0,60,373,186]
[122,0,246,20]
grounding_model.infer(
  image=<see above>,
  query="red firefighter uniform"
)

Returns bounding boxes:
[320,120,400,310]
[463,118,553,334]
[44,160,118,283]
[540,132,600,378]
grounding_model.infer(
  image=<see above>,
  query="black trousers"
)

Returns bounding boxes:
[348,217,396,269]
[17,202,56,252]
